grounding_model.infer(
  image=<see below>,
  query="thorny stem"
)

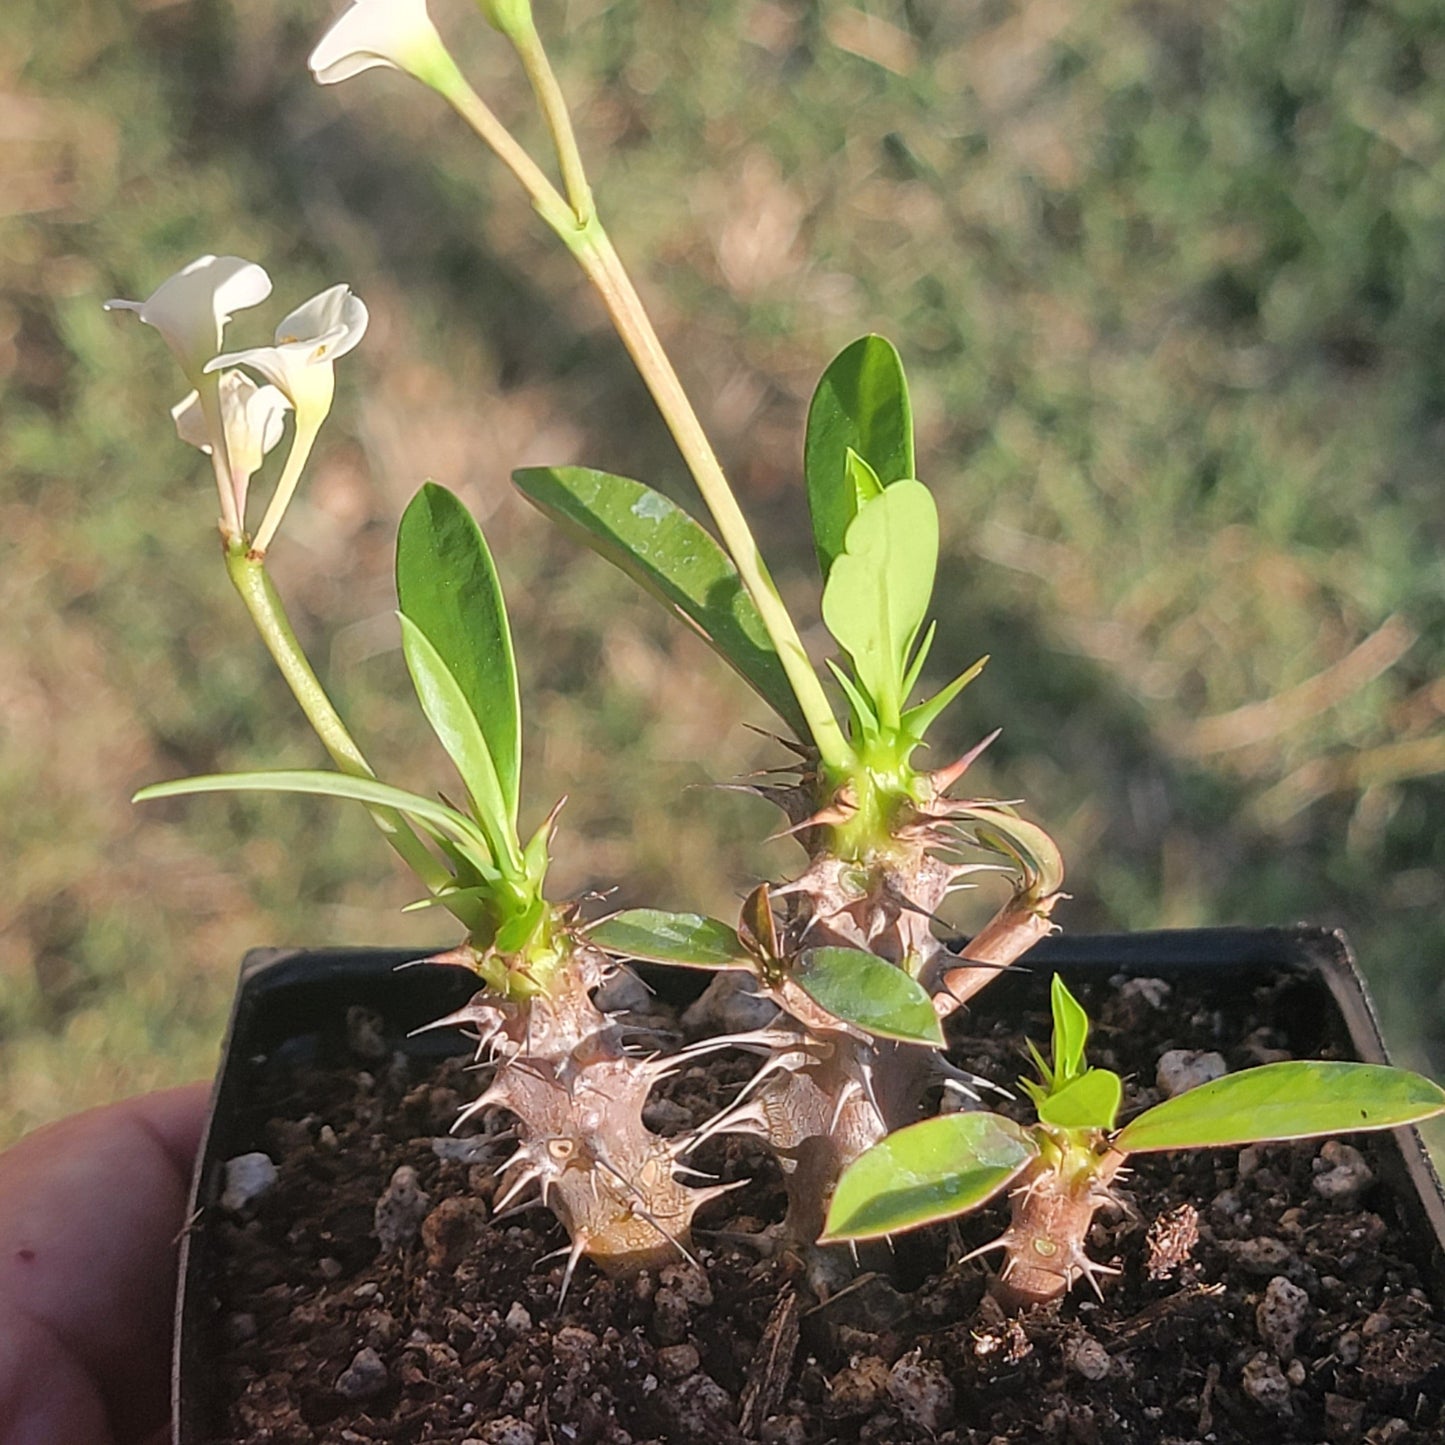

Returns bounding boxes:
[223,544,453,896]
[430,46,850,772]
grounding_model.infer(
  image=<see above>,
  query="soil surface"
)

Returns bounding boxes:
[196,968,1445,1443]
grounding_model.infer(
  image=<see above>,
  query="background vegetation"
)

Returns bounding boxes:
[3,0,1444,1147]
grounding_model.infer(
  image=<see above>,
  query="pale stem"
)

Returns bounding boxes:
[429,46,848,767]
[251,398,330,558]
[197,377,243,543]
[223,545,452,893]
[433,71,578,237]
[507,16,594,224]
[574,229,850,770]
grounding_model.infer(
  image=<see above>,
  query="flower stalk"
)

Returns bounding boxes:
[223,543,450,894]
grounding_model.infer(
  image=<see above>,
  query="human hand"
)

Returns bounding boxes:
[0,1083,209,1445]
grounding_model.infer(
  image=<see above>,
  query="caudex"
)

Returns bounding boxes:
[114,0,1445,1307]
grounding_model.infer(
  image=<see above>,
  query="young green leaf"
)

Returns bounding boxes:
[588,910,750,970]
[805,336,916,577]
[898,620,938,703]
[513,465,808,738]
[134,769,494,864]
[820,479,938,728]
[900,655,988,744]
[1038,1067,1122,1132]
[793,946,945,1046]
[396,483,521,825]
[845,448,885,508]
[1114,1060,1445,1154]
[398,614,522,876]
[1049,975,1090,1086]
[822,1111,1037,1241]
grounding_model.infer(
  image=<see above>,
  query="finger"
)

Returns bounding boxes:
[0,1082,209,1445]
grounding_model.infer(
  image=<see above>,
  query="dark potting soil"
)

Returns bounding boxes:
[199,969,1445,1444]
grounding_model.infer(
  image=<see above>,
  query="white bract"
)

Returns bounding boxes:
[309,0,459,90]
[172,371,291,526]
[105,255,272,381]
[206,283,368,422]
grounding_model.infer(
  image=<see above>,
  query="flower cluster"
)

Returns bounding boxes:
[106,258,368,552]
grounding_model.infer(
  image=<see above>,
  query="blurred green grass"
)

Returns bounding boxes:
[3,0,1443,1147]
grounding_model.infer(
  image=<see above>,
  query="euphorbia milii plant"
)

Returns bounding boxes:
[109,0,1445,1309]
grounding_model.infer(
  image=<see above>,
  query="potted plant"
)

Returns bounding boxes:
[102,2,1445,1440]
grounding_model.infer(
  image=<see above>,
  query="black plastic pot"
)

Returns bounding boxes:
[172,926,1445,1442]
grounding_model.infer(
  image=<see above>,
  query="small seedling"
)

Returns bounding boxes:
[824,975,1445,1306]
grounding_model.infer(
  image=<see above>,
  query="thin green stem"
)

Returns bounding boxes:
[224,545,451,893]
[508,17,594,224]
[433,69,578,238]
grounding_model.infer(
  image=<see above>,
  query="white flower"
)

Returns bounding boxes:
[206,284,369,555]
[172,370,291,525]
[309,0,457,89]
[206,283,369,419]
[105,255,272,381]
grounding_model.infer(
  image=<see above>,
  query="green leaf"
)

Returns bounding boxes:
[825,658,881,742]
[401,886,495,914]
[494,895,548,954]
[805,336,916,577]
[514,465,808,738]
[1038,1068,1122,1132]
[1050,975,1090,1085]
[134,769,493,864]
[398,614,521,876]
[899,620,937,703]
[901,655,988,743]
[822,1112,1038,1240]
[589,910,751,970]
[396,483,520,824]
[1114,1061,1445,1154]
[794,946,945,1046]
[820,480,938,727]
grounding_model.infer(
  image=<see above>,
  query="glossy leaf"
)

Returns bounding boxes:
[1038,1067,1122,1132]
[396,483,520,823]
[589,910,750,970]
[398,614,520,875]
[822,1111,1038,1240]
[134,769,493,862]
[1115,1061,1445,1154]
[514,465,807,737]
[820,479,938,726]
[805,336,915,577]
[794,946,945,1046]
[1050,975,1090,1085]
